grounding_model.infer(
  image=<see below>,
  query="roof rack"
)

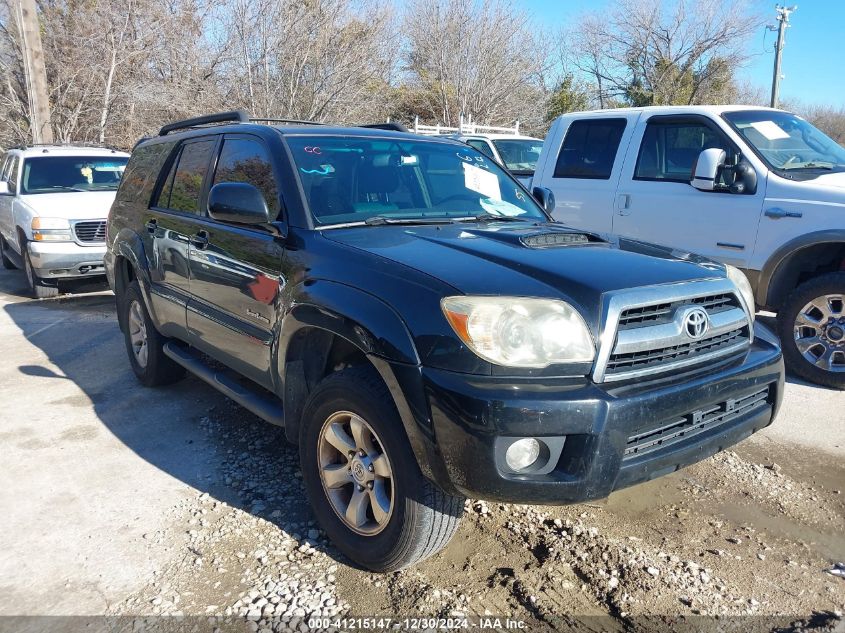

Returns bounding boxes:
[409,114,521,137]
[159,110,249,136]
[8,142,124,152]
[250,118,324,126]
[359,122,410,133]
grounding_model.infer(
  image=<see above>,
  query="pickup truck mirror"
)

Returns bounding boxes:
[532,186,556,215]
[690,148,726,191]
[208,182,270,225]
[0,181,10,195]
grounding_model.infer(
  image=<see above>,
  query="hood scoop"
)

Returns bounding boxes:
[520,231,601,249]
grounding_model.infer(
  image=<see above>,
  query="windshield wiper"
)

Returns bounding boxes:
[363,216,457,226]
[782,162,835,170]
[33,186,88,192]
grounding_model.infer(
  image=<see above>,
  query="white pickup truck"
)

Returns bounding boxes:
[532,106,845,388]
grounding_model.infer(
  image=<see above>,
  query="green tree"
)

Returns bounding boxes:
[546,75,589,121]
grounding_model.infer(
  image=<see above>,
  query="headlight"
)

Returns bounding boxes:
[32,217,73,242]
[726,265,756,323]
[441,296,595,368]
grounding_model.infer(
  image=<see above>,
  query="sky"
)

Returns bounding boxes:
[515,0,844,108]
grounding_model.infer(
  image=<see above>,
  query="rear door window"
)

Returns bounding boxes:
[211,138,280,217]
[553,119,627,179]
[156,139,216,214]
[635,119,736,182]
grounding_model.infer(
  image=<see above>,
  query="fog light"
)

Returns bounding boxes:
[505,438,541,471]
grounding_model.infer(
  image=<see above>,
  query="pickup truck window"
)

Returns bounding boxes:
[287,135,545,226]
[156,139,216,214]
[466,139,494,159]
[212,138,280,217]
[635,120,733,182]
[553,119,626,180]
[724,109,845,173]
[492,139,542,175]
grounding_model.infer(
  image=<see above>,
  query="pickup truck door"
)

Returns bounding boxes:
[185,134,286,390]
[612,114,764,268]
[542,115,637,234]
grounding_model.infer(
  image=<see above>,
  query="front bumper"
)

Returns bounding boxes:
[422,332,784,504]
[28,241,106,279]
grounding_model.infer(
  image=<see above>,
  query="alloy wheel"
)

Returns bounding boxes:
[793,293,845,373]
[317,411,394,536]
[128,300,149,368]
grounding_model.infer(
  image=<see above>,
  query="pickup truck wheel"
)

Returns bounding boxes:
[23,248,59,298]
[0,235,17,269]
[300,367,465,571]
[778,272,845,389]
[120,281,186,387]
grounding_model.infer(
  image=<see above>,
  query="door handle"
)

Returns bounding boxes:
[190,231,209,249]
[144,219,157,233]
[764,207,802,219]
[617,193,631,216]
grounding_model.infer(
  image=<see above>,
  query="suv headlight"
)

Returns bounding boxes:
[726,265,756,323]
[32,217,73,242]
[441,296,595,368]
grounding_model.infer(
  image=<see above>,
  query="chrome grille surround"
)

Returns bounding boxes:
[72,220,107,244]
[592,278,753,383]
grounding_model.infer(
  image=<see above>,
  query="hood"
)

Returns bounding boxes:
[324,222,724,316]
[21,191,117,221]
[811,171,845,189]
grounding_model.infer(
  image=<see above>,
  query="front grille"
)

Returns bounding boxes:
[606,327,747,375]
[623,386,772,460]
[73,221,106,243]
[618,292,739,329]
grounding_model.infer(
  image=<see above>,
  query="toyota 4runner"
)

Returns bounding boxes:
[105,111,784,571]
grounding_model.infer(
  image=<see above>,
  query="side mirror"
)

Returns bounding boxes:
[690,148,726,191]
[0,181,10,195]
[208,182,270,225]
[532,186,556,215]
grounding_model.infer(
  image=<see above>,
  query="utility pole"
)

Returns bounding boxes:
[15,0,53,144]
[769,4,797,109]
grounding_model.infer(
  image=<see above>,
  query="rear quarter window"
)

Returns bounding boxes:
[553,119,627,180]
[114,142,176,207]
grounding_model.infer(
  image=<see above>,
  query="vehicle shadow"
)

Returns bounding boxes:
[0,268,342,570]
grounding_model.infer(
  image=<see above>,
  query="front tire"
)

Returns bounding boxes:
[777,272,845,389]
[300,367,465,571]
[120,281,186,387]
[23,246,58,298]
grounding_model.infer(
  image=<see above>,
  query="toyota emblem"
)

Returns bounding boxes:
[684,308,709,339]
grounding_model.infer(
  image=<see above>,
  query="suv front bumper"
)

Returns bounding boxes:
[28,241,107,279]
[421,329,784,504]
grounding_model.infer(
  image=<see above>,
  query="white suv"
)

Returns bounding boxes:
[0,145,129,297]
[531,106,845,388]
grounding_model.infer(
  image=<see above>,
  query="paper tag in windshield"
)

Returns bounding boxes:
[463,163,501,200]
[750,120,790,141]
[480,198,523,217]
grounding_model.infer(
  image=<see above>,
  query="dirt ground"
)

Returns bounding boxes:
[1,271,843,632]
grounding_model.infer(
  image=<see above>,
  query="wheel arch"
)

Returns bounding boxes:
[759,230,845,310]
[109,229,153,331]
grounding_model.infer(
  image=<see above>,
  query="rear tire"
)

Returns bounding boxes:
[120,280,186,387]
[299,366,465,571]
[777,272,845,389]
[0,235,17,269]
[23,246,59,298]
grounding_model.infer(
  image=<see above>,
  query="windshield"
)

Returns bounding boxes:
[21,156,128,194]
[724,110,845,171]
[286,135,546,227]
[491,139,543,174]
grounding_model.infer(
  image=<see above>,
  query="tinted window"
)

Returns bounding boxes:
[635,119,734,181]
[553,119,626,179]
[492,139,542,173]
[21,156,128,194]
[158,140,215,214]
[287,135,545,226]
[212,138,280,217]
[466,140,494,159]
[116,142,175,207]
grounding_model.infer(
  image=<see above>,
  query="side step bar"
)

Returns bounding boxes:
[163,342,285,427]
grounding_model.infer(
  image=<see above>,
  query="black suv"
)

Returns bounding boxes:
[105,111,784,571]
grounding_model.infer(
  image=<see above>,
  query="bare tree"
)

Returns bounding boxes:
[567,0,764,107]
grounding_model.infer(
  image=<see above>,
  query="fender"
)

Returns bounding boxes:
[758,229,845,308]
[276,280,452,486]
[109,228,158,329]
